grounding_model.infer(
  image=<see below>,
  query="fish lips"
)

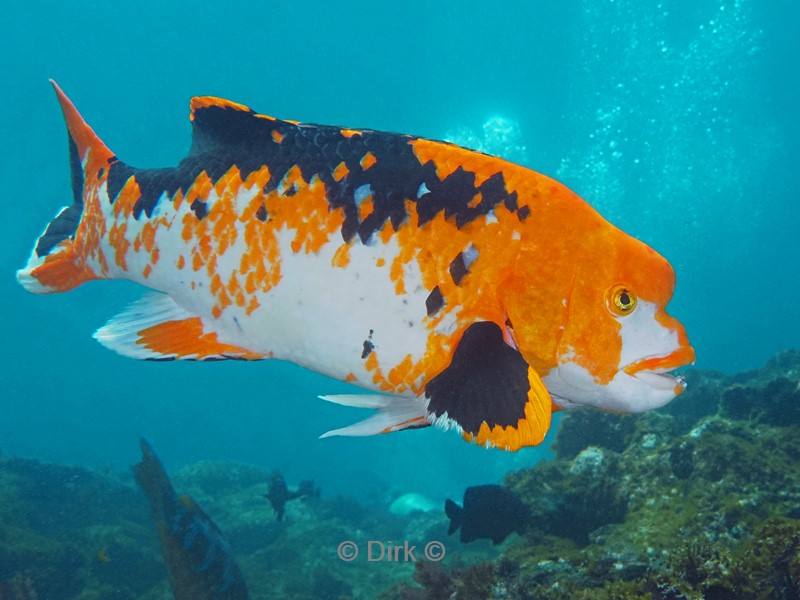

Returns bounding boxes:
[622,345,696,394]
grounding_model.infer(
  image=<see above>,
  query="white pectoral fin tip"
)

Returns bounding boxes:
[318,394,428,438]
[320,418,385,438]
[318,394,394,409]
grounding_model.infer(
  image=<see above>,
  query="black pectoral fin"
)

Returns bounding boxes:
[426,321,528,431]
[424,321,552,451]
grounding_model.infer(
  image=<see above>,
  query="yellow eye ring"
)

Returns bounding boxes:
[607,285,637,316]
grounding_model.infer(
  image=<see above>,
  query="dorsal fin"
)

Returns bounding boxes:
[188,96,285,156]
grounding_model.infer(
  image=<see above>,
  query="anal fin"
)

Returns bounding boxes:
[95,293,263,360]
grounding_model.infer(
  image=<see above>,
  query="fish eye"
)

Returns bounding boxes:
[607,285,637,316]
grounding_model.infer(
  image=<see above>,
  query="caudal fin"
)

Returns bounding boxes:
[16,80,114,294]
[444,499,462,535]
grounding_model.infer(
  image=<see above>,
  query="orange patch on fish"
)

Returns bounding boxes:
[190,96,252,119]
[359,152,377,170]
[29,241,95,292]
[358,195,374,222]
[136,317,263,359]
[108,222,129,270]
[113,177,141,219]
[332,162,349,182]
[332,243,351,268]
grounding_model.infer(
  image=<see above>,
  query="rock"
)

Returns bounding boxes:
[389,492,440,516]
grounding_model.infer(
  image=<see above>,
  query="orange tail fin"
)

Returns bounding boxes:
[17,81,114,294]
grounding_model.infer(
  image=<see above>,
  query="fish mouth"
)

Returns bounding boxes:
[622,346,696,393]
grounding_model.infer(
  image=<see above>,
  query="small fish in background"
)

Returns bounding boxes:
[18,82,695,451]
[96,546,110,563]
[133,439,249,600]
[263,471,319,521]
[445,485,530,545]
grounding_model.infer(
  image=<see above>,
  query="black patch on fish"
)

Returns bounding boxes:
[35,205,82,257]
[361,340,374,359]
[105,101,519,238]
[415,168,510,229]
[417,166,475,226]
[361,329,374,359]
[426,286,445,316]
[190,198,208,220]
[67,136,84,210]
[109,164,178,220]
[284,185,297,197]
[255,204,268,222]
[504,191,519,212]
[425,321,530,435]
[36,136,86,257]
[98,167,105,179]
[449,253,468,285]
[472,172,507,224]
[445,484,530,545]
[517,205,530,222]
[357,213,380,244]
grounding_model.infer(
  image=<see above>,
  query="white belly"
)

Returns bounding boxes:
[175,228,449,390]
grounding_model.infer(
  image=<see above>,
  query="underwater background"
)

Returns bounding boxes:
[0,0,798,597]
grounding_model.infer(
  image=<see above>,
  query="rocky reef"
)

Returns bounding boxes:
[383,349,800,599]
[1,350,799,599]
[0,457,163,599]
[0,454,420,599]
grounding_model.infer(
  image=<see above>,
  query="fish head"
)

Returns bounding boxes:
[504,214,694,414]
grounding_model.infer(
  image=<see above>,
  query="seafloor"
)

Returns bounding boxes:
[2,350,799,599]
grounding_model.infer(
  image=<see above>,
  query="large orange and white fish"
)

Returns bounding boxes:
[18,82,695,451]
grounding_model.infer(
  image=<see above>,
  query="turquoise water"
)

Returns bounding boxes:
[0,0,797,506]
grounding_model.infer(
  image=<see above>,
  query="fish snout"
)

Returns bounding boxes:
[623,344,696,377]
[622,344,696,397]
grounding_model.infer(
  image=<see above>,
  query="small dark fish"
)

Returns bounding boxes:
[264,471,319,521]
[133,439,249,600]
[445,484,530,545]
[264,472,291,521]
